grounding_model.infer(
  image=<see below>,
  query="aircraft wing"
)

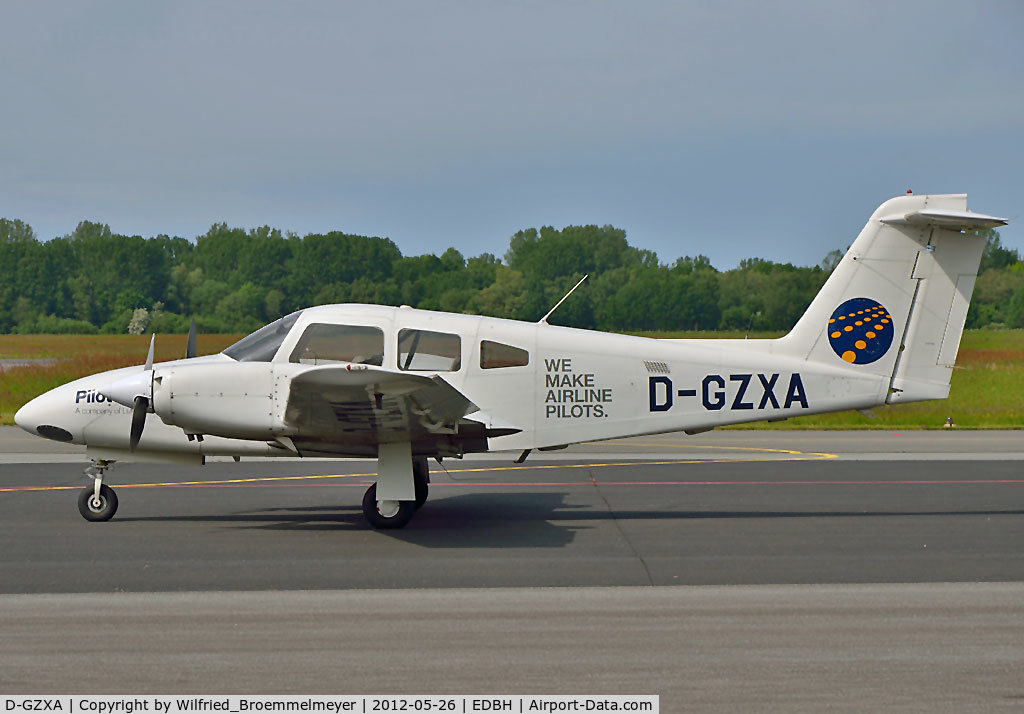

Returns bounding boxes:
[283,365,480,442]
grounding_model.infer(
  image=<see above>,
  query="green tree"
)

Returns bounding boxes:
[468,266,529,319]
[979,229,1019,273]
[286,232,401,306]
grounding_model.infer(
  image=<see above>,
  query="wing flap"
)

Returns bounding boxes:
[284,365,478,442]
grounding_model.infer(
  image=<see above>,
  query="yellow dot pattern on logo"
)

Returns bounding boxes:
[827,298,894,365]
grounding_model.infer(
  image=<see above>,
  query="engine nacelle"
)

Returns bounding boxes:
[152,362,280,440]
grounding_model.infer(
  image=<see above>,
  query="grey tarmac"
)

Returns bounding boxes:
[1,428,1022,709]
[2,584,1024,710]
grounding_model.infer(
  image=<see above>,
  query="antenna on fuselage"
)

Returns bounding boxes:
[539,274,588,325]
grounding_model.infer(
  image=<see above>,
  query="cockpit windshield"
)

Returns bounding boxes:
[223,311,303,362]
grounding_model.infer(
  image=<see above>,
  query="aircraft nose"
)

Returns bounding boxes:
[14,391,75,442]
[14,394,43,432]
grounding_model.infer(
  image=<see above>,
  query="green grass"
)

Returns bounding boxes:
[2,330,1022,428]
[0,334,242,425]
[763,328,1024,430]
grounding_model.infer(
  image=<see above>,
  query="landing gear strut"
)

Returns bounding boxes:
[78,460,118,522]
[360,452,431,529]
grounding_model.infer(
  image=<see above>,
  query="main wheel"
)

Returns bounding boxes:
[78,484,118,522]
[362,484,417,529]
[413,458,430,508]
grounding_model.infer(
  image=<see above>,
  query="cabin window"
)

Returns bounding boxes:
[480,340,530,369]
[224,310,303,362]
[289,324,384,365]
[397,329,461,371]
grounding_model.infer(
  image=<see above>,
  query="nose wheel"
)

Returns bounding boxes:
[78,460,118,522]
[78,484,118,521]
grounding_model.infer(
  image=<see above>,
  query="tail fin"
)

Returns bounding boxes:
[777,194,1006,404]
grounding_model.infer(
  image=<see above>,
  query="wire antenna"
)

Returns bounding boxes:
[539,274,588,324]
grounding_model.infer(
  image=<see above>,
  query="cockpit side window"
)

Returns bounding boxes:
[480,340,530,369]
[223,311,303,362]
[289,324,384,366]
[397,329,461,371]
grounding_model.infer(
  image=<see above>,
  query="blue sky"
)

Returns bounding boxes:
[1,1,1021,269]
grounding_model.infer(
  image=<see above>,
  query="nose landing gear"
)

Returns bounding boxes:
[78,460,118,522]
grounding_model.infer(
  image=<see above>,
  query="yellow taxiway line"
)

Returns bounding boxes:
[0,445,836,493]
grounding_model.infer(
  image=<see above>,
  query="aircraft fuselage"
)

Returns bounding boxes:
[16,304,885,463]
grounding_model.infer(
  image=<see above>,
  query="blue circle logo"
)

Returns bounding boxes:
[827,298,894,364]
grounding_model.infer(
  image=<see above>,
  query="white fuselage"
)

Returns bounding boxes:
[15,304,887,463]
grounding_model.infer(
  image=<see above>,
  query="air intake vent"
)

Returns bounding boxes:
[37,424,73,442]
[643,360,670,374]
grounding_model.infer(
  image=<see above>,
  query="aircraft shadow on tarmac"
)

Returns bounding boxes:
[110,490,1024,549]
[115,492,588,548]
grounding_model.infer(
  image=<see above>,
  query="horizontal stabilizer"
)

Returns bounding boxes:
[881,208,1007,231]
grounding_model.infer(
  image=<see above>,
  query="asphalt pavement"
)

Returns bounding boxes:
[2,428,1022,709]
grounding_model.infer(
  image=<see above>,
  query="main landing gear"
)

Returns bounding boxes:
[78,460,118,522]
[361,455,430,529]
[74,450,432,529]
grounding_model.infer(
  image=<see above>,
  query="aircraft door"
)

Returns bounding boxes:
[461,320,537,446]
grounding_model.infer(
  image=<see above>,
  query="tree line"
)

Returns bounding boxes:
[0,217,1019,335]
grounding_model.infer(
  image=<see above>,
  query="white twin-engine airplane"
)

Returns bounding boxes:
[13,194,1008,528]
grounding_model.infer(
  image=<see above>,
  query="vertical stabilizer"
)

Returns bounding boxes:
[776,194,1006,404]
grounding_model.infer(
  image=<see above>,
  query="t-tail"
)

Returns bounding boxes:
[776,193,1007,403]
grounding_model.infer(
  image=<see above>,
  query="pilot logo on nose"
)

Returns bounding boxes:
[827,297,894,365]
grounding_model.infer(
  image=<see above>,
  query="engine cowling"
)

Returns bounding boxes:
[152,362,279,440]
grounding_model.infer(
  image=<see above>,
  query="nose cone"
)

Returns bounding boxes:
[14,391,75,442]
[14,394,45,433]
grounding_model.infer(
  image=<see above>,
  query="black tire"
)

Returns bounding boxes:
[78,485,118,522]
[413,458,430,508]
[362,484,417,529]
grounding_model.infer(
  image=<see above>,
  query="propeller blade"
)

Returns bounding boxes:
[100,335,157,417]
[130,396,148,452]
[186,318,197,359]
